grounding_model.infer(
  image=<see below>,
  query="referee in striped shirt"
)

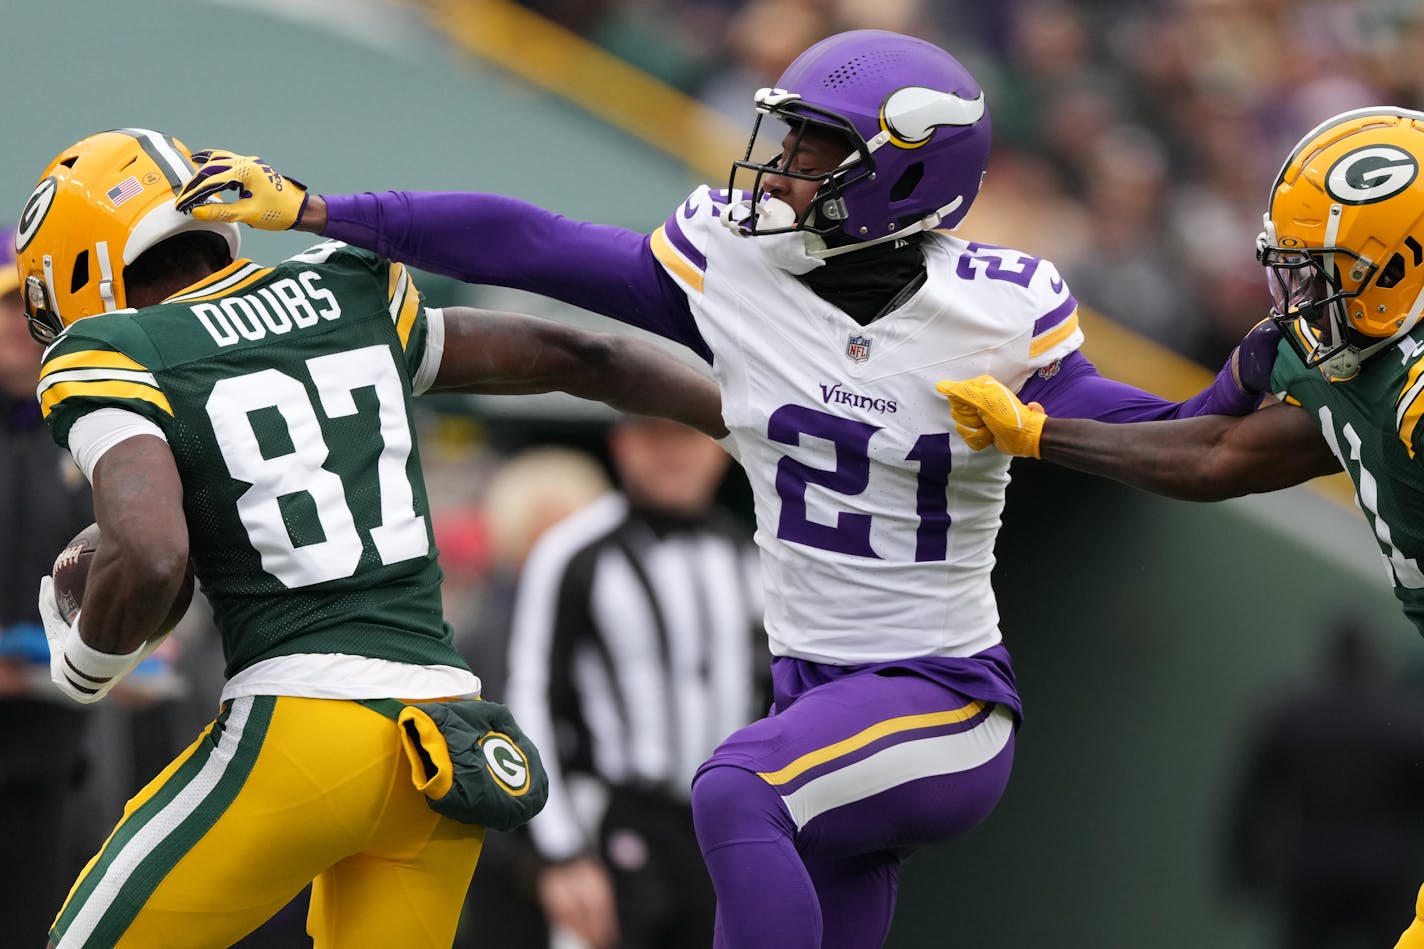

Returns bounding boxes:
[505,415,766,949]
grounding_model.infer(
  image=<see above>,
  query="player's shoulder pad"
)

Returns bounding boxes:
[278,239,415,313]
[37,312,173,428]
[936,235,1083,368]
[283,238,375,270]
[42,311,159,371]
[1392,335,1424,457]
[649,186,748,295]
[1024,257,1082,368]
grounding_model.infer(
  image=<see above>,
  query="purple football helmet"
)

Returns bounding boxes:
[730,30,991,246]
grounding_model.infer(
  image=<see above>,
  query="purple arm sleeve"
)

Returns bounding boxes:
[1020,351,1260,421]
[322,191,713,363]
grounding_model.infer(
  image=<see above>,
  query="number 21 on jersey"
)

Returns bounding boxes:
[770,405,955,563]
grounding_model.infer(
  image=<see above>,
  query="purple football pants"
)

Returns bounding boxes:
[690,663,1016,949]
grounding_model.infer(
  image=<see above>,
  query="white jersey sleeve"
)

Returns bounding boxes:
[937,237,1084,383]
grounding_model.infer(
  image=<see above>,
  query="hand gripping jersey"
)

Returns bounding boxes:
[37,242,468,679]
[651,187,1083,664]
[1272,321,1424,634]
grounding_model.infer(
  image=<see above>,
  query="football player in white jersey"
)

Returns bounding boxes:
[176,29,1279,949]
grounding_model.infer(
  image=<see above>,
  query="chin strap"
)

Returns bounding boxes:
[1317,284,1424,381]
[727,193,967,272]
[809,195,964,260]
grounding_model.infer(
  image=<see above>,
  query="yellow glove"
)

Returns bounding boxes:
[935,376,1046,458]
[174,149,309,230]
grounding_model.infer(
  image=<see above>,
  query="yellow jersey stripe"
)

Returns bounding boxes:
[40,349,148,379]
[41,380,173,418]
[1289,317,1316,354]
[387,261,409,318]
[389,264,421,349]
[756,701,986,786]
[172,263,272,304]
[1029,310,1080,359]
[1397,361,1424,459]
[650,226,704,294]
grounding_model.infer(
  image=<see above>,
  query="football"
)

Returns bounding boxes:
[51,523,196,633]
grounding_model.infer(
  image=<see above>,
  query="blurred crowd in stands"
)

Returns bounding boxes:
[514,0,1424,365]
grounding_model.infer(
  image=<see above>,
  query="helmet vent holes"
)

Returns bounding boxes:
[1378,253,1407,289]
[890,162,924,202]
[823,63,861,88]
[1406,236,1424,267]
[69,251,90,293]
[822,51,905,88]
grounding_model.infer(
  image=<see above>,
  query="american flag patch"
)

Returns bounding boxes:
[106,176,143,207]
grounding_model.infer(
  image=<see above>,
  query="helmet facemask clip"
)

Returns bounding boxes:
[24,270,62,345]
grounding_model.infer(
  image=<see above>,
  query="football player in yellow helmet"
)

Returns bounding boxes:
[16,128,241,343]
[18,127,726,949]
[940,106,1424,949]
[1259,108,1424,382]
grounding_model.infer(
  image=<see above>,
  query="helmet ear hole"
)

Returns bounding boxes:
[70,250,90,294]
[890,162,924,203]
[1378,252,1407,290]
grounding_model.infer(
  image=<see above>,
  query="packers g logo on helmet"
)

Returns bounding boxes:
[1259,107,1424,379]
[16,128,239,344]
[1325,145,1419,205]
[16,176,58,253]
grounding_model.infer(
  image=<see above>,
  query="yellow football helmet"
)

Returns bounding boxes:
[15,128,240,343]
[1259,107,1424,380]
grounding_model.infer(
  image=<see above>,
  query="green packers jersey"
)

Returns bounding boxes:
[38,241,466,677]
[1271,324,1424,634]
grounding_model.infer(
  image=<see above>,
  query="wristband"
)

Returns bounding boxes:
[57,623,145,700]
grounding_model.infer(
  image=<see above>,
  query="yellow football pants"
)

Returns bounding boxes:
[1395,883,1424,949]
[51,695,484,949]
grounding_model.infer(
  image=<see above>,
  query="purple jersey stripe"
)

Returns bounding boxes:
[1032,294,1078,336]
[662,211,707,272]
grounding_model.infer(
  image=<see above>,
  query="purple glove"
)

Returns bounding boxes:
[1230,319,1283,397]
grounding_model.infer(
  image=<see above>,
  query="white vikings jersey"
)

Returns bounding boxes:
[650,187,1082,664]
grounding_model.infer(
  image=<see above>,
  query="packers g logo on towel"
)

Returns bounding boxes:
[481,731,532,795]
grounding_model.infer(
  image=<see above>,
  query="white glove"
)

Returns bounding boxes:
[38,576,146,704]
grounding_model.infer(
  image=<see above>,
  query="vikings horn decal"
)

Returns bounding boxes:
[1325,145,1419,205]
[880,87,986,148]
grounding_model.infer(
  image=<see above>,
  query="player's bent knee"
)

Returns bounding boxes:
[691,764,793,848]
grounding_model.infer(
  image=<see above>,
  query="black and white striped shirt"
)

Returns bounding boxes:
[505,492,766,862]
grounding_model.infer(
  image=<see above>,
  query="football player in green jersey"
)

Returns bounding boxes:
[940,107,1424,949]
[15,129,724,949]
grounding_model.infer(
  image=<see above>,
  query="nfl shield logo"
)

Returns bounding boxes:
[846,334,872,363]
